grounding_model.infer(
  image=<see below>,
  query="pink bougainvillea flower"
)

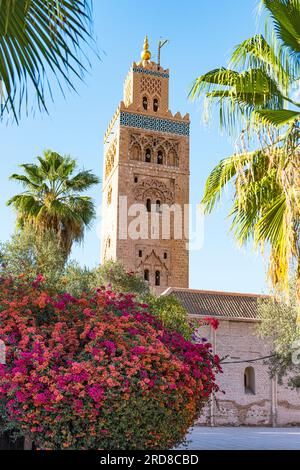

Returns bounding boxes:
[87,384,105,403]
[0,276,221,450]
[204,317,220,330]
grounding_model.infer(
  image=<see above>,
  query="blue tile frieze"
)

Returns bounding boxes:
[119,111,189,136]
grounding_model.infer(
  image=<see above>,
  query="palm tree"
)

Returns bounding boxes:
[190,0,300,293]
[0,0,94,122]
[7,150,99,258]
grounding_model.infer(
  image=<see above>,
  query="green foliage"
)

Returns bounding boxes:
[7,150,99,258]
[0,229,99,296]
[61,261,97,297]
[0,277,221,449]
[0,231,191,340]
[257,281,300,388]
[190,0,300,293]
[94,260,150,297]
[262,0,300,61]
[145,294,192,340]
[94,261,192,339]
[0,228,64,287]
[0,0,95,123]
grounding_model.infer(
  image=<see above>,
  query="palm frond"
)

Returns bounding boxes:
[65,170,100,190]
[0,0,95,123]
[262,0,300,55]
[202,150,268,213]
[261,0,300,82]
[255,194,286,245]
[8,149,98,257]
[17,163,44,183]
[190,66,285,133]
[230,34,290,92]
[255,108,300,126]
[230,168,280,244]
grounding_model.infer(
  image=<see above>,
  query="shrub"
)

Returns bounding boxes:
[94,260,150,297]
[0,276,221,450]
[0,229,64,287]
[61,261,98,297]
[0,230,97,296]
[146,294,192,340]
[257,281,300,388]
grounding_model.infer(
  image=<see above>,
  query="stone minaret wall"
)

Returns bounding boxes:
[101,39,190,294]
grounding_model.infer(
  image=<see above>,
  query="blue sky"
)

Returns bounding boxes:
[0,0,269,294]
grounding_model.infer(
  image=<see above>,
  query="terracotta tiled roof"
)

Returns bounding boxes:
[163,288,268,320]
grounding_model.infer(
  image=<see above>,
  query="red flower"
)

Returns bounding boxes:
[87,385,104,403]
[0,276,221,450]
[204,316,219,330]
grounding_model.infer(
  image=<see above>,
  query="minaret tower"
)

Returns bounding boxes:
[101,37,190,294]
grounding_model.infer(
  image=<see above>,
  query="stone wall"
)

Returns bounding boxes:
[196,318,300,426]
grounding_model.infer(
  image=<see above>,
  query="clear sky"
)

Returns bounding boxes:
[0,0,269,294]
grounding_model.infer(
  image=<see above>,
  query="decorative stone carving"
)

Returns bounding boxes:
[135,249,169,289]
[105,139,117,180]
[135,246,170,271]
[140,76,162,96]
[134,178,174,204]
[128,132,179,166]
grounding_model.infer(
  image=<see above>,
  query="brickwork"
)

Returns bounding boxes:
[101,46,189,294]
[195,319,300,426]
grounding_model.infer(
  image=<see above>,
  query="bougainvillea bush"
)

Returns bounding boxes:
[0,275,221,449]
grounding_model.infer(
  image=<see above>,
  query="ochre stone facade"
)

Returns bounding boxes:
[101,40,189,294]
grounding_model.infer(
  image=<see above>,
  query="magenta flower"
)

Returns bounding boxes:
[102,340,116,355]
[87,384,104,403]
[131,346,147,355]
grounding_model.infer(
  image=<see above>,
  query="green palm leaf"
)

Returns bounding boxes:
[190,66,285,132]
[255,108,300,126]
[255,194,286,245]
[262,0,300,55]
[0,0,95,123]
[230,34,290,91]
[202,150,269,213]
[7,150,100,258]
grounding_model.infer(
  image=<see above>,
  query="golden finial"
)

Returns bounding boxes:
[141,35,151,61]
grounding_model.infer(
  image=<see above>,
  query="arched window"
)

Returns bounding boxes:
[155,270,160,286]
[144,269,149,281]
[153,98,159,112]
[156,199,161,213]
[157,150,163,165]
[145,148,151,163]
[244,367,255,395]
[146,198,151,212]
[142,96,148,110]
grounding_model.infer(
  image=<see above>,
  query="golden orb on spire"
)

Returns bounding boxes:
[141,35,151,61]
